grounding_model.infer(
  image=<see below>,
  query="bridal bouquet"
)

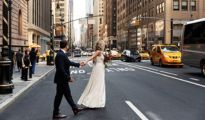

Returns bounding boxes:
[104,53,112,68]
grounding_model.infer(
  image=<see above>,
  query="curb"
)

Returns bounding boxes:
[0,67,55,111]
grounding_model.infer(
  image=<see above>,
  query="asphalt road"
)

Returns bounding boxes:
[0,57,205,120]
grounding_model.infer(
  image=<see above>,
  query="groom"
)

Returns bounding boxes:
[53,40,84,119]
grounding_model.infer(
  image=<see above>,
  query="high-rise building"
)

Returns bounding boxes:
[52,0,73,50]
[53,0,66,41]
[69,0,75,49]
[0,0,29,52]
[105,0,117,49]
[117,0,205,51]
[28,0,51,54]
[93,0,104,45]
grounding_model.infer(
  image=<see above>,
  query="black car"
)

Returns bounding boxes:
[121,50,141,62]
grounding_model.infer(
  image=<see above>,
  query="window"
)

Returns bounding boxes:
[181,0,188,11]
[190,0,196,11]
[100,18,102,24]
[18,10,22,35]
[157,5,159,14]
[162,2,165,12]
[173,0,179,11]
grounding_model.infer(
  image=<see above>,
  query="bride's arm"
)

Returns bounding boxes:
[85,51,101,64]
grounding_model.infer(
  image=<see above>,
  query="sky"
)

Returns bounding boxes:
[73,0,86,45]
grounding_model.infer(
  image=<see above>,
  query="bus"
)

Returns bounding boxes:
[181,18,205,76]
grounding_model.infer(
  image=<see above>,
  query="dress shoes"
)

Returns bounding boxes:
[72,107,83,115]
[53,113,67,119]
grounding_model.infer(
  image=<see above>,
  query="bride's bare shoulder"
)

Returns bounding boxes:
[95,50,102,55]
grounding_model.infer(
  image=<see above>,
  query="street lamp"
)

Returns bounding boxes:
[47,0,55,66]
[0,0,14,93]
[47,0,62,66]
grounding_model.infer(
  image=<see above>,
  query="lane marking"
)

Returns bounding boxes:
[146,111,162,120]
[118,62,205,88]
[189,78,200,81]
[114,61,178,76]
[125,101,149,120]
[159,71,177,76]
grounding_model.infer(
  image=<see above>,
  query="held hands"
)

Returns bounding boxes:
[80,61,86,67]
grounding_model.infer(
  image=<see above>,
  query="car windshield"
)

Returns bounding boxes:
[130,51,138,55]
[161,46,179,52]
[74,50,80,53]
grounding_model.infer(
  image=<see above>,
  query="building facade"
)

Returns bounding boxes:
[52,0,73,50]
[105,0,117,49]
[0,0,28,52]
[93,0,104,44]
[28,0,51,54]
[117,0,205,51]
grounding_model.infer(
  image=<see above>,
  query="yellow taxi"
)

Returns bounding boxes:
[139,51,150,60]
[149,44,183,67]
[110,50,121,60]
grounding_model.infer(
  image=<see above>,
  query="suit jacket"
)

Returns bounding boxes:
[54,50,80,84]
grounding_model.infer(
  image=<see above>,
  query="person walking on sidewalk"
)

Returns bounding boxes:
[29,48,37,74]
[53,40,84,119]
[21,49,32,81]
[16,49,23,72]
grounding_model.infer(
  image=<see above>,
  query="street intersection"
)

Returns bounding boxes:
[0,57,205,120]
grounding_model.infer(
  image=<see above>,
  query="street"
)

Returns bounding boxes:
[0,57,205,120]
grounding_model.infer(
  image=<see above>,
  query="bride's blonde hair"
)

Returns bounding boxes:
[95,40,105,51]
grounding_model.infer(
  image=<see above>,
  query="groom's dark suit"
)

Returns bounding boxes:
[53,49,80,115]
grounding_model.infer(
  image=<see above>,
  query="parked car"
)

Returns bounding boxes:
[73,49,81,57]
[121,50,141,62]
[149,44,183,67]
[81,51,88,56]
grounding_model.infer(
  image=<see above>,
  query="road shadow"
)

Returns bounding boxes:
[185,72,204,78]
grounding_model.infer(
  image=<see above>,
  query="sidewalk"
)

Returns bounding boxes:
[0,62,55,111]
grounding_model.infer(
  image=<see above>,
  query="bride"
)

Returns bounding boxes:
[78,40,106,108]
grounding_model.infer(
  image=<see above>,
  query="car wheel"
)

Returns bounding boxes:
[159,59,163,67]
[124,57,128,62]
[150,58,154,65]
[121,57,123,61]
[138,58,141,62]
[201,62,205,76]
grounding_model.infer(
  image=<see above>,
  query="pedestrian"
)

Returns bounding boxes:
[52,40,84,119]
[36,49,40,63]
[21,49,32,81]
[29,48,37,74]
[16,49,23,72]
[10,50,15,79]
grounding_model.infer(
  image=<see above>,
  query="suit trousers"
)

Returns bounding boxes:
[53,83,77,115]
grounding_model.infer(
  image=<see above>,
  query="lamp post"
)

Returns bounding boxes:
[0,0,14,93]
[170,18,173,44]
[48,1,54,66]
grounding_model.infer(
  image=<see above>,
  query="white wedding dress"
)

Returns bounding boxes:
[78,53,106,108]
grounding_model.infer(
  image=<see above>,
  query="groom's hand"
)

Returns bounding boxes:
[69,78,75,82]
